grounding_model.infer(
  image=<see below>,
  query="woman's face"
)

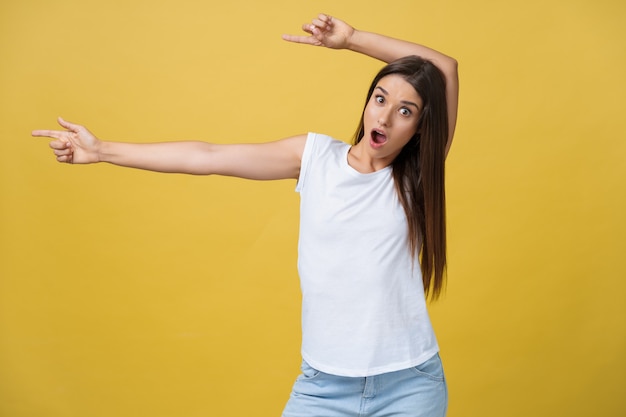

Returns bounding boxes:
[362,74,423,165]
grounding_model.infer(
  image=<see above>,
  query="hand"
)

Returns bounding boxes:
[282,13,355,50]
[32,117,101,164]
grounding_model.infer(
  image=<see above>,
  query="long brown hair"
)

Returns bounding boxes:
[353,56,448,300]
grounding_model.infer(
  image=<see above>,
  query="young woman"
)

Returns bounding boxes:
[33,13,458,417]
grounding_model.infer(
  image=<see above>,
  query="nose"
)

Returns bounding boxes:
[378,107,392,127]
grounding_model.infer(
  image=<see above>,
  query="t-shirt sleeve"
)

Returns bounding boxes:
[295,132,317,193]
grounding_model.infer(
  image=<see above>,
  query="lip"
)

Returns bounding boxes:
[370,128,388,149]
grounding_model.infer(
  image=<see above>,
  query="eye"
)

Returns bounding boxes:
[399,107,412,117]
[375,95,385,104]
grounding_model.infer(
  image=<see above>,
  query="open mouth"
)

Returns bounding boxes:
[371,129,387,146]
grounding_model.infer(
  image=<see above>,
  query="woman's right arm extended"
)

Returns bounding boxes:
[32,117,307,180]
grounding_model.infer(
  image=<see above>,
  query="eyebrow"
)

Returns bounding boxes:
[375,86,421,111]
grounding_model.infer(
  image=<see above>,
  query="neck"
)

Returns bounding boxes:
[348,141,394,173]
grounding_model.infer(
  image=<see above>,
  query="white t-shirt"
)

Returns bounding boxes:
[295,132,439,377]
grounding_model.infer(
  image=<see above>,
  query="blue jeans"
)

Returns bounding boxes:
[281,353,447,417]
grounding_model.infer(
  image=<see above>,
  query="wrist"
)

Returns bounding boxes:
[345,29,370,55]
[95,140,109,163]
[345,28,361,52]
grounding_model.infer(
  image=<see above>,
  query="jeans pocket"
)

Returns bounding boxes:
[300,360,322,380]
[409,353,445,382]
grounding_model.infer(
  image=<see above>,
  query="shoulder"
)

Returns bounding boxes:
[297,133,349,191]
[305,132,350,154]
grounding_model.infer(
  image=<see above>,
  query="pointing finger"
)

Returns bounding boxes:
[281,34,320,46]
[32,129,67,139]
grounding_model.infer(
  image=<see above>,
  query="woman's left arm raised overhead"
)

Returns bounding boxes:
[283,13,459,155]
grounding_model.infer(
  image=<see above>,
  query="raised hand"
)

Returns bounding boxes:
[282,13,354,50]
[32,117,101,164]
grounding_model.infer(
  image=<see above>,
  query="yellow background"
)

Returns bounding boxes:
[1,0,625,416]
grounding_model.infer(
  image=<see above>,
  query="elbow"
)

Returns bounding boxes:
[443,57,458,79]
[430,54,458,83]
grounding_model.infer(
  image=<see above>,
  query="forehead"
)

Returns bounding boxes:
[375,74,422,104]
